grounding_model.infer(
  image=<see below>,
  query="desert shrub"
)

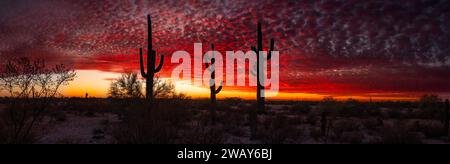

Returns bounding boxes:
[331,119,362,139]
[257,115,303,144]
[0,112,7,142]
[55,137,81,145]
[310,128,323,140]
[362,118,383,130]
[383,109,405,119]
[56,137,81,144]
[92,128,106,140]
[113,106,183,144]
[48,110,67,122]
[417,95,443,119]
[318,97,339,117]
[100,119,110,126]
[217,111,246,126]
[366,109,382,117]
[287,116,304,126]
[113,119,178,144]
[340,131,364,144]
[0,105,41,144]
[108,73,143,99]
[0,57,75,144]
[306,111,318,125]
[289,103,312,114]
[220,98,244,110]
[375,123,423,144]
[181,123,225,144]
[409,120,446,138]
[223,124,246,137]
[84,109,96,117]
[335,99,370,118]
[217,111,247,137]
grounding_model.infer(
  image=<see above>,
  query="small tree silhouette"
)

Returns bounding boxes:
[108,73,175,99]
[109,73,143,99]
[0,57,76,143]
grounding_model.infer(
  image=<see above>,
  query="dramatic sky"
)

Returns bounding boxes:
[1,0,449,100]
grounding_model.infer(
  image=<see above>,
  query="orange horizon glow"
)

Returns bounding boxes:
[52,70,426,102]
[1,0,449,103]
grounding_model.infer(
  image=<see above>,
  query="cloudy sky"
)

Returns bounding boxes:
[0,0,449,100]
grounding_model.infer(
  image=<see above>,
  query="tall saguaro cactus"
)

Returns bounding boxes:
[251,21,275,112]
[205,44,223,109]
[205,44,223,124]
[139,15,164,101]
[248,21,275,139]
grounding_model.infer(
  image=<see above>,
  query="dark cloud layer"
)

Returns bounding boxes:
[0,0,449,96]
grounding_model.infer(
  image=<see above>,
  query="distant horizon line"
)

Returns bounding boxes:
[0,96,422,102]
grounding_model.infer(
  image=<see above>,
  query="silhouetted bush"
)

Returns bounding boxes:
[335,99,370,117]
[362,118,383,130]
[410,120,446,138]
[375,122,423,144]
[331,119,362,140]
[289,102,312,114]
[0,105,39,144]
[306,110,318,125]
[340,131,364,144]
[49,110,67,122]
[0,57,75,144]
[257,115,303,144]
[416,94,443,119]
[310,128,323,140]
[181,123,225,144]
[113,109,179,144]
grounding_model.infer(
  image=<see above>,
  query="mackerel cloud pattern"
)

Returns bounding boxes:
[0,0,449,96]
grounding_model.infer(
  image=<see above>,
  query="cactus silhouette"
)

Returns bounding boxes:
[250,21,275,112]
[205,44,223,124]
[139,15,164,102]
[205,44,223,109]
[248,21,275,139]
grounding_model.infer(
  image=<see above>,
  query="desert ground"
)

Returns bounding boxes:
[1,97,448,144]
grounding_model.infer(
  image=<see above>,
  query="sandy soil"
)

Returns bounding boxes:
[37,112,120,144]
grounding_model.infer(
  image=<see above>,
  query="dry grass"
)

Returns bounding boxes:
[1,98,449,144]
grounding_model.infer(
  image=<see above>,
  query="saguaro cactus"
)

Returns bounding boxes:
[250,21,275,112]
[205,44,223,124]
[139,15,164,102]
[205,44,223,108]
[248,21,275,139]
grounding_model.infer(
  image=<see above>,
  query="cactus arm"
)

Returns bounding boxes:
[267,38,275,60]
[154,51,164,73]
[215,86,223,94]
[215,81,223,94]
[139,48,148,78]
